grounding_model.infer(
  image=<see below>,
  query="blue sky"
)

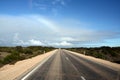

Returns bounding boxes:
[0,0,120,47]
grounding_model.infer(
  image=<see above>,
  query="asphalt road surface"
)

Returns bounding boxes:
[20,49,119,80]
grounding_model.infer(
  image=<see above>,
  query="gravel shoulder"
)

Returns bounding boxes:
[0,49,57,80]
[65,50,120,71]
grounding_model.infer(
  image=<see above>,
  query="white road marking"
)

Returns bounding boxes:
[66,57,69,60]
[21,53,55,80]
[64,51,86,80]
[71,63,78,71]
[65,56,79,72]
[81,76,86,80]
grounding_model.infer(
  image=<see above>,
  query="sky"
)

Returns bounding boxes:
[0,0,120,47]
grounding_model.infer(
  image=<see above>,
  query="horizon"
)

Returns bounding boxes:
[0,0,120,48]
[0,45,120,49]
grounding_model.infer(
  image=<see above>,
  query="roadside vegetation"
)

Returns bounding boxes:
[0,46,55,67]
[67,46,120,64]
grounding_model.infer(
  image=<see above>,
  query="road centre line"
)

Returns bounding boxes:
[81,76,86,80]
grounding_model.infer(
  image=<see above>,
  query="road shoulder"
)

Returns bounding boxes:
[64,49,120,71]
[0,49,57,80]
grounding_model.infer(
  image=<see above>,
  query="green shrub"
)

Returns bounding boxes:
[0,60,2,63]
[15,46,23,53]
[24,49,33,54]
[0,46,54,65]
[3,51,20,64]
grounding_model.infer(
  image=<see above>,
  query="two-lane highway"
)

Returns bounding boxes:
[20,49,119,80]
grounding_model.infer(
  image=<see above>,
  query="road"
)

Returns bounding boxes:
[20,49,119,80]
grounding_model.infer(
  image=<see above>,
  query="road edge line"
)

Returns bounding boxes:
[15,50,57,80]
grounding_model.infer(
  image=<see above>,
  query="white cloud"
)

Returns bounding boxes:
[14,39,44,46]
[34,3,47,10]
[52,41,73,46]
[29,39,44,45]
[52,0,66,6]
[0,15,59,34]
[31,0,68,16]
[60,37,76,41]
[60,41,72,46]
[13,33,72,47]
[13,33,19,42]
[0,14,120,47]
[13,33,44,46]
